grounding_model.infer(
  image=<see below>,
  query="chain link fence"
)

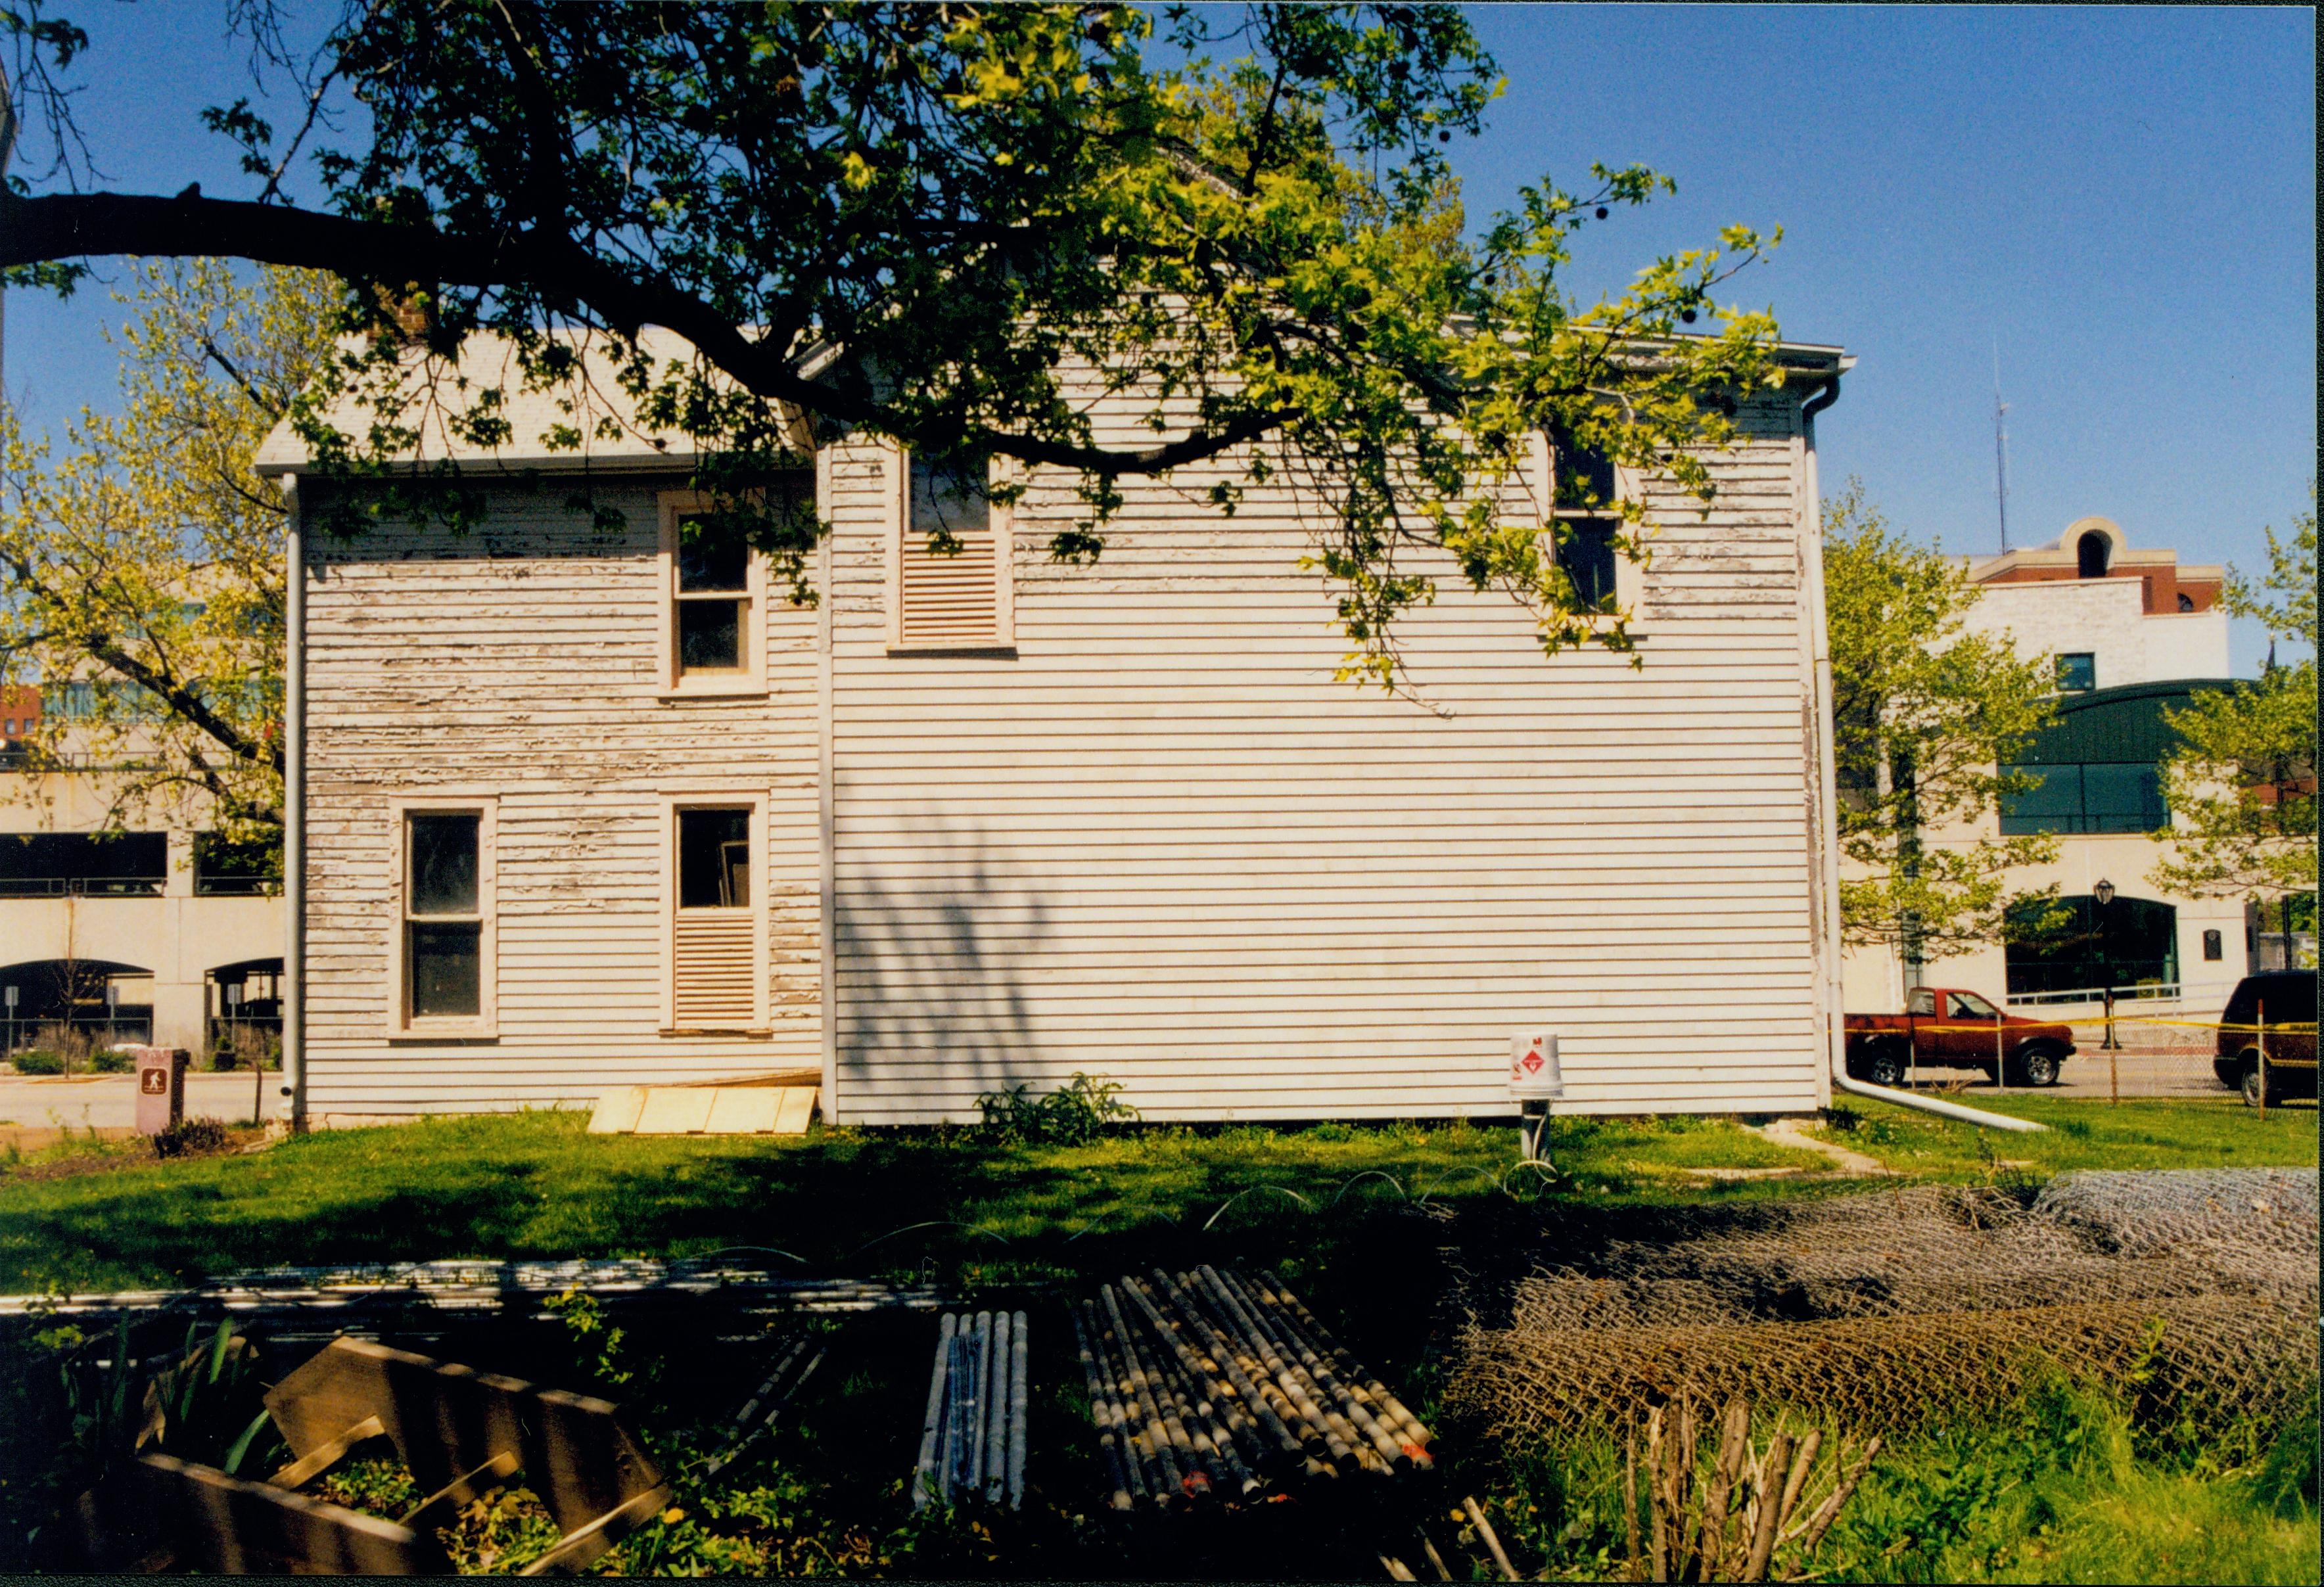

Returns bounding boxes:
[1443,1170,2318,1448]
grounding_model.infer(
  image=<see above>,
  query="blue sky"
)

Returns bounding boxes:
[4,3,2313,670]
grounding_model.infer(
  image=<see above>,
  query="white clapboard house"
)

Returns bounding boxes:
[258,333,1853,1127]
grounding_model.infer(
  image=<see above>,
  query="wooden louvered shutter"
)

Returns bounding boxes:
[672,912,756,1026]
[893,453,1012,649]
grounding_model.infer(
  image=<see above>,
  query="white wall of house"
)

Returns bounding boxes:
[822,386,1836,1124]
[275,344,1846,1126]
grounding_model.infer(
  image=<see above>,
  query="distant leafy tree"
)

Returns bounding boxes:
[0,260,339,845]
[1823,482,2064,978]
[1,3,1784,687]
[2150,502,2318,954]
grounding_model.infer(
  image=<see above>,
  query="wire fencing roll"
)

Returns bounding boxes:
[1073,1266,1435,1511]
[1443,1170,2319,1450]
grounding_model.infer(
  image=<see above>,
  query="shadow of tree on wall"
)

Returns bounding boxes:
[833,809,1057,1121]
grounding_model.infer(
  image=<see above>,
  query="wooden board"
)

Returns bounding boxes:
[136,1452,450,1575]
[262,1338,662,1538]
[633,1088,718,1134]
[586,1086,648,1134]
[773,1086,818,1134]
[704,1088,782,1134]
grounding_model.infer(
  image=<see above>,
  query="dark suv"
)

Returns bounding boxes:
[2213,970,2319,1106]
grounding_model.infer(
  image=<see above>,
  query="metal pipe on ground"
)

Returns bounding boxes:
[1140,1320,1259,1498]
[1230,1272,1406,1471]
[1258,1271,1435,1458]
[1213,1269,1368,1471]
[1832,1073,2047,1132]
[1178,1269,1321,1462]
[1006,1309,1029,1512]
[1100,1286,1186,1502]
[1121,1277,1271,1478]
[1071,1302,1139,1510]
[968,1311,994,1498]
[1151,1269,1305,1467]
[1194,1266,1351,1469]
[912,1314,957,1510]
[983,1310,1012,1507]
[1109,1285,1212,1497]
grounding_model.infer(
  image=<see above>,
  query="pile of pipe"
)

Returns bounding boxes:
[1071,1265,1433,1511]
[912,1310,1029,1511]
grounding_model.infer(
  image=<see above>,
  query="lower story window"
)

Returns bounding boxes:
[396,803,494,1032]
[670,802,760,1030]
[1555,519,1620,610]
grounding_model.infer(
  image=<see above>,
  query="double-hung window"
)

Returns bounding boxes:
[1529,431,1629,614]
[663,797,766,1033]
[888,451,1014,652]
[659,495,766,694]
[391,798,496,1036]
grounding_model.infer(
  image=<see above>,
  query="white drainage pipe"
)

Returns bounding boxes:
[1832,1071,2047,1133]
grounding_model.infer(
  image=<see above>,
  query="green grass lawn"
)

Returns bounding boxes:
[1,1098,2312,1295]
[0,1109,1846,1295]
[1811,1093,2320,1179]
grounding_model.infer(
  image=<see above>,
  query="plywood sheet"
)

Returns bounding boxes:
[703,1088,782,1134]
[772,1086,818,1135]
[633,1088,718,1135]
[586,1088,647,1134]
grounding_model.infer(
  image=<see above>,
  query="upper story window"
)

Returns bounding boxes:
[1999,762,2166,835]
[193,833,282,897]
[659,495,768,695]
[0,832,168,896]
[1529,430,1626,613]
[889,452,1014,652]
[2055,653,2096,693]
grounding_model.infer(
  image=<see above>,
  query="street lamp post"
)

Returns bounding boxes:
[2092,879,2119,1053]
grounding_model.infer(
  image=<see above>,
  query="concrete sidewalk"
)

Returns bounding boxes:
[0,1071,276,1131]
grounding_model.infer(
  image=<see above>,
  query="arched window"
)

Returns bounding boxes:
[2005,894,2178,997]
[2077,532,2111,578]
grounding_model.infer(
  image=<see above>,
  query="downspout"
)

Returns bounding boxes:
[1799,373,2043,1135]
[279,474,307,1132]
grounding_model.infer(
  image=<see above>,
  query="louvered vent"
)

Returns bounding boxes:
[900,525,999,645]
[900,457,1004,646]
[672,911,756,1027]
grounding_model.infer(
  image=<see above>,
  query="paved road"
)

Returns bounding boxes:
[1882,1048,2241,1101]
[0,1071,277,1130]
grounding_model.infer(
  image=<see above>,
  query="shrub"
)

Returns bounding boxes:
[975,1072,1139,1145]
[152,1116,232,1159]
[9,1049,64,1076]
[89,1049,134,1074]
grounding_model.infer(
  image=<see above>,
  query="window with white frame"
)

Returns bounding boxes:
[664,798,765,1032]
[659,495,766,693]
[889,451,1013,651]
[1531,430,1625,612]
[391,800,495,1034]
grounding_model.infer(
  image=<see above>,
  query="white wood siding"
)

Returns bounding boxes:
[825,391,1829,1123]
[302,488,820,1116]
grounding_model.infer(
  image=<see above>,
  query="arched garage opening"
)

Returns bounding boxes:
[0,958,156,1051]
[2006,895,2179,999]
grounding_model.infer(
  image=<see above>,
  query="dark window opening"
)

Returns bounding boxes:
[408,815,479,916]
[0,831,168,896]
[678,809,751,909]
[678,599,743,671]
[2006,894,2179,996]
[2056,653,2096,692]
[194,832,281,896]
[1556,520,1621,610]
[2077,532,2110,578]
[676,518,749,592]
[2177,592,2195,612]
[408,923,481,1018]
[1999,762,2166,835]
[2202,929,2223,961]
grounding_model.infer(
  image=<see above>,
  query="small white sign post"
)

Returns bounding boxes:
[1510,1031,1565,1163]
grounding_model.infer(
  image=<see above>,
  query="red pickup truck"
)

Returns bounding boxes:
[1845,988,2076,1088]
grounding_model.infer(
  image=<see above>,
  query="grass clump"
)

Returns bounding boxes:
[1809,1095,2317,1180]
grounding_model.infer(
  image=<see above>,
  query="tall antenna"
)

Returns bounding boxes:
[1991,339,2010,553]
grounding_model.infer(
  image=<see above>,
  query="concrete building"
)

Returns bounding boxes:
[1840,517,2250,1019]
[1,702,283,1058]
